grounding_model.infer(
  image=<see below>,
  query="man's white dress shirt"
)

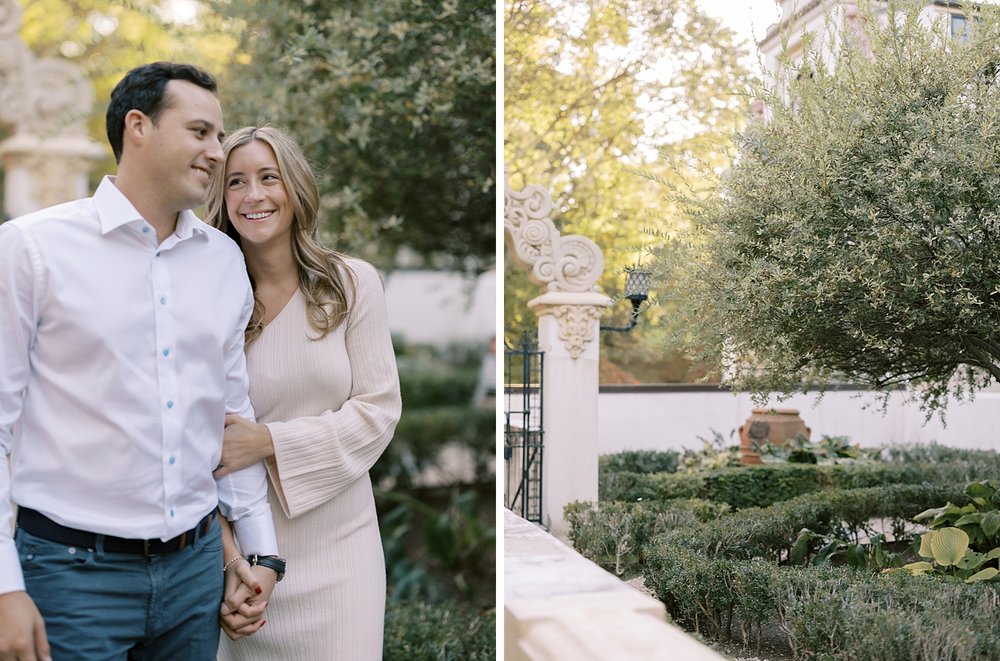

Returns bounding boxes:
[0,176,278,594]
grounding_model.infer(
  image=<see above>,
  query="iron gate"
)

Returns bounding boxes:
[503,332,543,525]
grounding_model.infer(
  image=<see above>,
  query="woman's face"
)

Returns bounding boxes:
[224,140,293,249]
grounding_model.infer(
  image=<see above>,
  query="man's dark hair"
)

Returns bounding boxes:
[106,62,217,163]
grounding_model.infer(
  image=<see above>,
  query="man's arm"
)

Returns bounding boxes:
[214,280,279,557]
[0,224,51,660]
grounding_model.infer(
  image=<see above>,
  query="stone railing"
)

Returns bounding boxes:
[504,509,728,660]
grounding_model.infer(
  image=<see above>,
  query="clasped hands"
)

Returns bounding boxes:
[220,559,277,640]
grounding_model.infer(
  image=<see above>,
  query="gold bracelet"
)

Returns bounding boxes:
[223,555,244,573]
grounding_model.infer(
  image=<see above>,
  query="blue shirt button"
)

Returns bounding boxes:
[166,400,174,409]
[142,227,150,234]
[169,509,175,517]
[162,348,170,357]
[168,456,176,465]
[160,297,166,305]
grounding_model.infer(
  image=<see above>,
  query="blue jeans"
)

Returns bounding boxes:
[15,520,223,661]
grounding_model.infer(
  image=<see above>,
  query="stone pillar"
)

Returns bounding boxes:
[529,291,610,533]
[505,172,612,533]
[0,0,104,219]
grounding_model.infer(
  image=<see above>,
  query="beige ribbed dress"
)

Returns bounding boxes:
[218,258,401,661]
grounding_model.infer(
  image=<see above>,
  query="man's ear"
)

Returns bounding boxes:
[122,109,149,149]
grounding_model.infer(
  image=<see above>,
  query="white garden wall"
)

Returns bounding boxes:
[598,385,1000,455]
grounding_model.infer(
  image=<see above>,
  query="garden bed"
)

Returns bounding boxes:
[568,444,1000,660]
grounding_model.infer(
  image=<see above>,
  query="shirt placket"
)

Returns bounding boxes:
[147,227,182,530]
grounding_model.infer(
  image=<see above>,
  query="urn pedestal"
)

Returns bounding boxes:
[738,408,810,465]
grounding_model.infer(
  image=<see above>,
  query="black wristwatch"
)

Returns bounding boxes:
[246,554,286,582]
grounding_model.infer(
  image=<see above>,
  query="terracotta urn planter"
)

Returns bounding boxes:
[738,407,810,465]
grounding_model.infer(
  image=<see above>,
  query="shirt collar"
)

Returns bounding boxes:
[94,176,209,241]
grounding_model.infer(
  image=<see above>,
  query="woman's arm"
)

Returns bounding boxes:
[264,260,402,517]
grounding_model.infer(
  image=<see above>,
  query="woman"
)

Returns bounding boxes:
[207,126,401,659]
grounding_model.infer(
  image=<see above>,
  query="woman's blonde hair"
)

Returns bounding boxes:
[207,125,355,346]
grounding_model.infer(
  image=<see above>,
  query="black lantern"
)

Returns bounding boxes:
[600,267,652,333]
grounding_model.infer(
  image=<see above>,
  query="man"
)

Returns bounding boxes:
[0,62,281,660]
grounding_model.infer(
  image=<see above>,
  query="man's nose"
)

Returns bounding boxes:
[206,137,224,166]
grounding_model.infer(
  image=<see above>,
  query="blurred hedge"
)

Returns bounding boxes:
[384,599,495,661]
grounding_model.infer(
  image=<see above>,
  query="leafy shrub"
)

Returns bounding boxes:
[778,568,1000,661]
[397,365,480,408]
[680,431,741,472]
[868,442,1000,468]
[383,599,495,661]
[374,341,494,490]
[599,449,681,475]
[599,470,701,502]
[644,544,1000,659]
[914,480,1000,551]
[649,484,965,563]
[758,434,869,465]
[380,487,495,602]
[601,461,985,509]
[702,464,823,508]
[564,498,731,577]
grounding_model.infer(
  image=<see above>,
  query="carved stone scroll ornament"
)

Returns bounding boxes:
[504,173,604,293]
[506,171,612,359]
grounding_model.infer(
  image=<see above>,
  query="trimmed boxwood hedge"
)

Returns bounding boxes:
[598,449,682,475]
[600,461,992,509]
[637,483,1000,660]
[563,498,731,577]
[643,553,1000,660]
[648,483,966,561]
[581,448,1000,659]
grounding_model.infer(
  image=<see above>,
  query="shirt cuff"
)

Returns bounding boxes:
[0,539,25,594]
[231,510,279,556]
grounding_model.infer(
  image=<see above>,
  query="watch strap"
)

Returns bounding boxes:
[246,553,286,582]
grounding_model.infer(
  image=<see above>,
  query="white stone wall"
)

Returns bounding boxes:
[504,509,727,661]
[383,268,495,347]
[598,386,1000,455]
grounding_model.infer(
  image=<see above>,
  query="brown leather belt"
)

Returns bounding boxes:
[16,507,215,558]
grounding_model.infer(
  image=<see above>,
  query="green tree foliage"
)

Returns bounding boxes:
[210,0,495,269]
[504,0,754,380]
[659,2,1000,409]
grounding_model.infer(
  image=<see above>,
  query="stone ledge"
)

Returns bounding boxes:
[504,509,727,660]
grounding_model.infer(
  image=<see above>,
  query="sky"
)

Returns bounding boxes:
[696,0,784,61]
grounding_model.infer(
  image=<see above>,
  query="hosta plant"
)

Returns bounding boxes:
[913,480,1000,552]
[891,527,1000,583]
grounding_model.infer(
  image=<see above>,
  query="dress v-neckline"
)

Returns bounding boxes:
[261,287,300,334]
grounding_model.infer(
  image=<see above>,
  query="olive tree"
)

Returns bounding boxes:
[659,2,1000,410]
